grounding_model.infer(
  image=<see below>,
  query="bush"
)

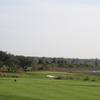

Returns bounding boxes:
[15,74,21,78]
[7,75,10,77]
[75,77,80,80]
[69,76,74,80]
[2,73,7,77]
[55,76,75,80]
[84,77,91,81]
[0,72,2,77]
[38,65,45,70]
[55,76,64,79]
[12,75,15,77]
[92,79,96,81]
[65,77,69,80]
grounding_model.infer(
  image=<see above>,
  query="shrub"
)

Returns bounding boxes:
[92,79,96,81]
[84,77,91,81]
[55,76,64,79]
[2,73,7,77]
[75,77,80,80]
[65,77,69,80]
[0,72,2,77]
[12,75,15,77]
[15,74,21,78]
[82,79,85,81]
[69,76,74,80]
[7,75,10,77]
[38,65,45,70]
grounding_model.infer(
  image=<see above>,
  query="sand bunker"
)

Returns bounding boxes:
[47,75,54,77]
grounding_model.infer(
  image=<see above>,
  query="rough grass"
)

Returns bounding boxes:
[0,71,100,100]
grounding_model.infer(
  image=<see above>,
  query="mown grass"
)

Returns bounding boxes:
[0,71,100,100]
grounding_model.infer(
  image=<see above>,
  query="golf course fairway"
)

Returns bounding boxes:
[0,71,100,100]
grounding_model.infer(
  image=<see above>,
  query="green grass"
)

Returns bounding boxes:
[0,71,100,100]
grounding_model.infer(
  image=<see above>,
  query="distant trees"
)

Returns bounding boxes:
[0,50,100,72]
[57,59,67,68]
[51,57,57,68]
[0,51,7,70]
[95,58,99,67]
[52,57,57,64]
[45,59,50,64]
[72,59,75,64]
[38,57,45,65]
[31,58,38,71]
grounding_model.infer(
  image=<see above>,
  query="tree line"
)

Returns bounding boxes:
[0,50,99,73]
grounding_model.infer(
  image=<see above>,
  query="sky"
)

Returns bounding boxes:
[0,0,100,59]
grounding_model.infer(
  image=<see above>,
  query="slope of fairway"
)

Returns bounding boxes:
[0,71,100,100]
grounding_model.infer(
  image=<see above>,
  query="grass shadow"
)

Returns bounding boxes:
[0,94,44,100]
[66,84,100,87]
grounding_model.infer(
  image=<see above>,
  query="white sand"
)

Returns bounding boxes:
[47,75,54,77]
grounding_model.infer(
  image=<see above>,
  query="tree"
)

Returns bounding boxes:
[44,64,52,71]
[52,57,57,64]
[84,61,87,68]
[45,59,50,64]
[76,58,79,64]
[31,58,38,71]
[72,59,75,64]
[95,58,99,67]
[4,53,16,72]
[51,57,57,68]
[38,57,45,64]
[17,56,33,73]
[0,61,3,71]
[0,50,7,70]
[12,56,20,72]
[0,51,7,61]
